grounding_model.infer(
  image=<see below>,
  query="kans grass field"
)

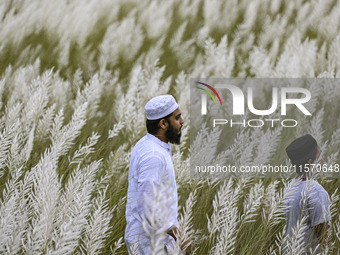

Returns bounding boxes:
[0,0,340,254]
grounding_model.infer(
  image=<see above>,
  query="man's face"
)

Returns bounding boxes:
[165,108,184,144]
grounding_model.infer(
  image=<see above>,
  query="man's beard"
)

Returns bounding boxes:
[165,121,181,144]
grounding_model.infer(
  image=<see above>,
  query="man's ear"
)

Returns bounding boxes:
[159,119,168,129]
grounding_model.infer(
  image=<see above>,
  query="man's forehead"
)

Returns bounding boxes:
[172,108,181,116]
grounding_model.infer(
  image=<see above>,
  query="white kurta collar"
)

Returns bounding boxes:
[146,133,171,151]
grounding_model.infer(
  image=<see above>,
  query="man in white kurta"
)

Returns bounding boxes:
[125,95,192,254]
[125,133,179,253]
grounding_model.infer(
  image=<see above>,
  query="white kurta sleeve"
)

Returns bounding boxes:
[136,154,176,232]
[309,191,331,227]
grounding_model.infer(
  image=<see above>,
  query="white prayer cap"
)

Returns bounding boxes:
[145,95,178,120]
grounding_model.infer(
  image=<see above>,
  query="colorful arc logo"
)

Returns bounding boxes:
[196,82,223,106]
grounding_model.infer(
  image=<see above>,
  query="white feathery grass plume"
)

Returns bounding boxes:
[142,179,177,254]
[101,144,131,185]
[285,216,309,255]
[321,190,337,254]
[274,32,317,77]
[322,78,340,102]
[172,149,190,184]
[169,21,188,50]
[190,124,222,168]
[177,0,200,19]
[50,102,88,157]
[328,128,340,153]
[0,75,7,111]
[58,40,70,68]
[249,46,274,77]
[70,132,100,165]
[111,195,127,218]
[20,70,52,125]
[114,60,170,142]
[50,109,65,143]
[178,190,197,239]
[51,160,102,255]
[174,38,195,69]
[50,72,71,109]
[0,0,122,51]
[302,79,323,117]
[100,17,144,67]
[23,101,88,253]
[24,151,61,255]
[335,215,340,245]
[241,181,264,224]
[73,74,104,120]
[138,59,171,99]
[72,68,84,91]
[329,35,340,72]
[329,188,339,219]
[139,36,166,66]
[207,179,240,238]
[197,36,235,77]
[17,122,35,164]
[307,109,324,146]
[8,64,40,100]
[262,180,280,214]
[203,0,224,32]
[169,22,195,68]
[238,0,260,33]
[322,151,339,178]
[5,124,27,174]
[252,127,282,168]
[315,1,340,40]
[0,167,33,254]
[111,237,124,255]
[0,166,24,228]
[0,125,14,170]
[37,104,56,139]
[210,209,238,255]
[227,130,253,168]
[269,225,288,255]
[262,183,287,227]
[80,187,112,255]
[15,45,43,70]
[32,0,120,49]
[138,0,173,39]
[108,121,125,139]
[4,102,23,129]
[209,179,241,255]
[258,15,288,56]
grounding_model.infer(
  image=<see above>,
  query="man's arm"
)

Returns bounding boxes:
[137,155,178,231]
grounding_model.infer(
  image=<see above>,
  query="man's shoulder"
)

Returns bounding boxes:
[132,135,166,159]
[306,180,330,201]
[308,181,328,193]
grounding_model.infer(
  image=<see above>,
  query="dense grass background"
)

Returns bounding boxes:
[0,0,340,254]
